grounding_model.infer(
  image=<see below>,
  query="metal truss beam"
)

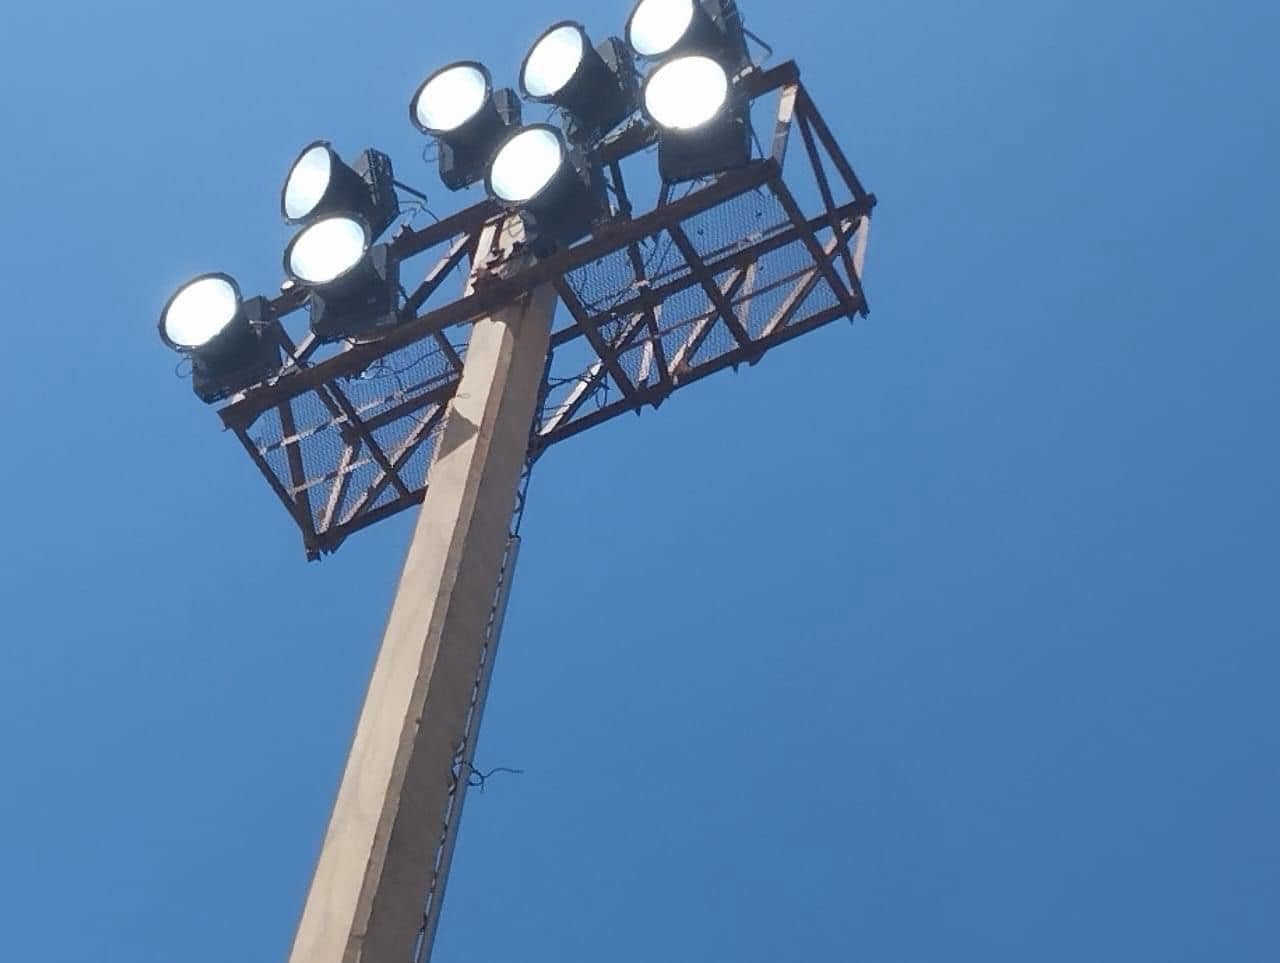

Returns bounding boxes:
[217,61,875,559]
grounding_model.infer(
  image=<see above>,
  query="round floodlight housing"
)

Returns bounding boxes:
[159,273,243,351]
[627,0,697,58]
[520,22,588,101]
[486,125,567,206]
[282,140,336,223]
[412,61,492,136]
[643,55,730,131]
[284,215,371,287]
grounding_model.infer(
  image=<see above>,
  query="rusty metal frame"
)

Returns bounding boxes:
[216,60,876,558]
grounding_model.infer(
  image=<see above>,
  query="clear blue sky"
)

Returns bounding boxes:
[1,1,1276,960]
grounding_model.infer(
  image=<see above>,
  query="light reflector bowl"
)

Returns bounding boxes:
[627,0,696,58]
[644,55,730,130]
[160,273,241,350]
[522,23,587,100]
[487,127,566,205]
[282,142,334,222]
[413,62,491,135]
[285,216,370,286]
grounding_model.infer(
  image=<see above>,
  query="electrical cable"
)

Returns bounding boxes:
[462,764,525,792]
[393,179,431,203]
[744,26,774,65]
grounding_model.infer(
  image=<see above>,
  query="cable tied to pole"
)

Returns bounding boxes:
[412,519,525,963]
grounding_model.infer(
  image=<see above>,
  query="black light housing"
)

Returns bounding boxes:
[410,61,523,192]
[625,0,749,71]
[485,124,607,258]
[281,140,399,238]
[283,215,402,343]
[519,22,639,145]
[158,273,281,403]
[642,55,753,183]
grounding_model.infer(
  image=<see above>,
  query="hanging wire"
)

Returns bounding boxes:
[393,179,430,204]
[358,339,451,390]
[395,180,443,226]
[461,763,525,793]
[744,26,774,65]
[398,198,443,226]
[358,358,409,396]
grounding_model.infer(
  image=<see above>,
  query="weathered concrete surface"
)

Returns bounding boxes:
[287,255,556,963]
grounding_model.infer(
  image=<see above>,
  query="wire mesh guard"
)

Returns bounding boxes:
[217,61,876,558]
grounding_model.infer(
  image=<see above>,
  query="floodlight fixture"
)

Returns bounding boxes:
[519,22,639,144]
[411,61,522,192]
[642,55,752,183]
[625,0,748,71]
[286,216,370,286]
[486,124,606,257]
[644,54,729,130]
[159,273,281,403]
[284,215,401,342]
[281,140,399,238]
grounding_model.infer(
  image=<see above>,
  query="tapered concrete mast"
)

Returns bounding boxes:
[287,225,557,963]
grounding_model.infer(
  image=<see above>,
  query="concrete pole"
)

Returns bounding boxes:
[287,226,556,963]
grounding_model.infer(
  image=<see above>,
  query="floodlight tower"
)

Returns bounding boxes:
[156,2,876,962]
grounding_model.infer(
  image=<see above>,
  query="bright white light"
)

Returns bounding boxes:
[163,276,239,348]
[489,128,563,203]
[288,217,368,285]
[628,0,695,58]
[523,25,585,99]
[645,56,729,130]
[284,144,332,221]
[415,64,488,133]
